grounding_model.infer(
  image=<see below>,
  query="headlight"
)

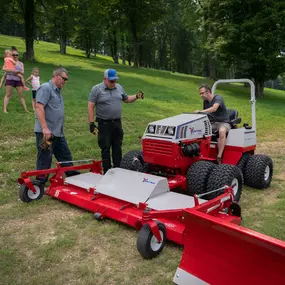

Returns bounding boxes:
[167,127,175,135]
[148,125,155,133]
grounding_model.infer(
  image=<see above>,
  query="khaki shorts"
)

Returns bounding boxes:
[212,122,231,132]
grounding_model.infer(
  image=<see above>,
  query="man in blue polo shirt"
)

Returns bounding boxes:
[34,67,78,181]
[88,69,144,174]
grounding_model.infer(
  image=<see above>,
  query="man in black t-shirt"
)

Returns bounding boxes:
[195,84,230,164]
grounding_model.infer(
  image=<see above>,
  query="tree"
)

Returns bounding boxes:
[202,0,285,98]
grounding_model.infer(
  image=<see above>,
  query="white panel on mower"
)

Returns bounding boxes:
[147,192,206,210]
[226,128,256,147]
[95,168,170,205]
[65,172,103,191]
[143,114,212,143]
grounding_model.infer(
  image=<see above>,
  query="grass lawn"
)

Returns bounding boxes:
[0,35,285,285]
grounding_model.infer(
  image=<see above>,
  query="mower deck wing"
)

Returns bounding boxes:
[65,172,103,190]
[95,168,170,205]
[173,208,285,285]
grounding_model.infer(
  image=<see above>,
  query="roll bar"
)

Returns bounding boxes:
[211,79,256,130]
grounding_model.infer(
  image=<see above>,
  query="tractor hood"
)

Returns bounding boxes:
[142,113,212,142]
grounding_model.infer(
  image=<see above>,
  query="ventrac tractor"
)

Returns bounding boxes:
[120,79,273,201]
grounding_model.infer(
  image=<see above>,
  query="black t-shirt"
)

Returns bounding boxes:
[203,95,229,122]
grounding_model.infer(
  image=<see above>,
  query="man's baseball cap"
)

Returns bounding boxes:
[104,69,119,80]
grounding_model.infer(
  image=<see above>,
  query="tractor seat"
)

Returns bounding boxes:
[227,108,241,129]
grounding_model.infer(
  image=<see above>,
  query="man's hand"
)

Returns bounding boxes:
[194,110,201,113]
[136,90,144,99]
[40,135,54,150]
[42,127,52,140]
[89,122,99,135]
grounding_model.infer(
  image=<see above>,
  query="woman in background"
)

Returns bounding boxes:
[3,46,29,113]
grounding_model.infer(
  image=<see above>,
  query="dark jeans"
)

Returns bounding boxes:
[35,132,79,182]
[97,119,124,173]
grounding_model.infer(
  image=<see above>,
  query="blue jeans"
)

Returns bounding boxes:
[35,133,79,182]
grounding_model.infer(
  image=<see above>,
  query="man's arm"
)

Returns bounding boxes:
[36,103,52,139]
[203,103,220,113]
[88,101,95,122]
[123,94,137,103]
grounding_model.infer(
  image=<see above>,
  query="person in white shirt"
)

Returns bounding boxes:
[26,67,41,111]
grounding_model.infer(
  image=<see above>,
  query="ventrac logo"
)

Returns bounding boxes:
[142,178,156,185]
[189,127,202,134]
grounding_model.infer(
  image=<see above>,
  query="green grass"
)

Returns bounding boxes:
[0,35,285,284]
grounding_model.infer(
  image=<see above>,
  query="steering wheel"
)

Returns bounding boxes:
[197,112,215,123]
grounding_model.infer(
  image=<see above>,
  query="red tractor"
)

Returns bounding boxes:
[120,79,273,201]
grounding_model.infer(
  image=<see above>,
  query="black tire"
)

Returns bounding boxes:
[120,150,147,172]
[93,212,102,221]
[206,164,243,201]
[19,180,45,203]
[244,154,273,189]
[137,221,166,259]
[237,153,251,173]
[187,161,217,196]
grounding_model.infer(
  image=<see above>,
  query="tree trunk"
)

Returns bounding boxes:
[59,33,67,54]
[23,0,35,61]
[130,17,139,67]
[121,34,126,65]
[254,77,265,98]
[209,54,216,80]
[112,29,119,64]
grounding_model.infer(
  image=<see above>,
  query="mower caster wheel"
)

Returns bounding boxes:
[137,221,166,259]
[94,212,102,221]
[19,180,44,203]
[229,202,241,217]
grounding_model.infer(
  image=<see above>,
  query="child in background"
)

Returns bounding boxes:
[3,49,30,90]
[26,67,40,111]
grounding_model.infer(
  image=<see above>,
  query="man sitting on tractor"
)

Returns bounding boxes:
[195,84,230,164]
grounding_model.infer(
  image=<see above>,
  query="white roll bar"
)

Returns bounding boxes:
[211,79,256,131]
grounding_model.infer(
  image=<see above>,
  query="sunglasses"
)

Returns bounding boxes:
[60,75,68,82]
[12,54,19,57]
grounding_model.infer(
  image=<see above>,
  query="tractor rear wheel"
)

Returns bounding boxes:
[244,154,273,189]
[237,152,251,174]
[187,161,216,196]
[206,164,243,201]
[120,150,147,172]
[137,221,166,259]
[19,180,45,203]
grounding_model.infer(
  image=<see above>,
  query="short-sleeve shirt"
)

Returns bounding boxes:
[203,94,229,122]
[34,80,65,137]
[88,82,128,120]
[6,61,23,81]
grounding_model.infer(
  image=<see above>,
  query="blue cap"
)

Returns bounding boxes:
[104,69,119,80]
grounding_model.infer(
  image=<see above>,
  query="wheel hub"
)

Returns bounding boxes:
[150,230,163,251]
[231,178,239,196]
[264,165,270,181]
[27,185,41,199]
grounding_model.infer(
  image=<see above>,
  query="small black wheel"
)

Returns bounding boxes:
[229,202,241,217]
[244,154,273,189]
[93,212,102,220]
[120,150,147,172]
[19,180,44,203]
[187,161,217,196]
[206,164,243,201]
[137,221,166,259]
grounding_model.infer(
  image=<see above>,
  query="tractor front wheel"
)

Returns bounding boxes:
[137,222,166,259]
[19,181,45,203]
[206,164,243,201]
[187,161,217,196]
[244,154,273,189]
[120,150,147,172]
